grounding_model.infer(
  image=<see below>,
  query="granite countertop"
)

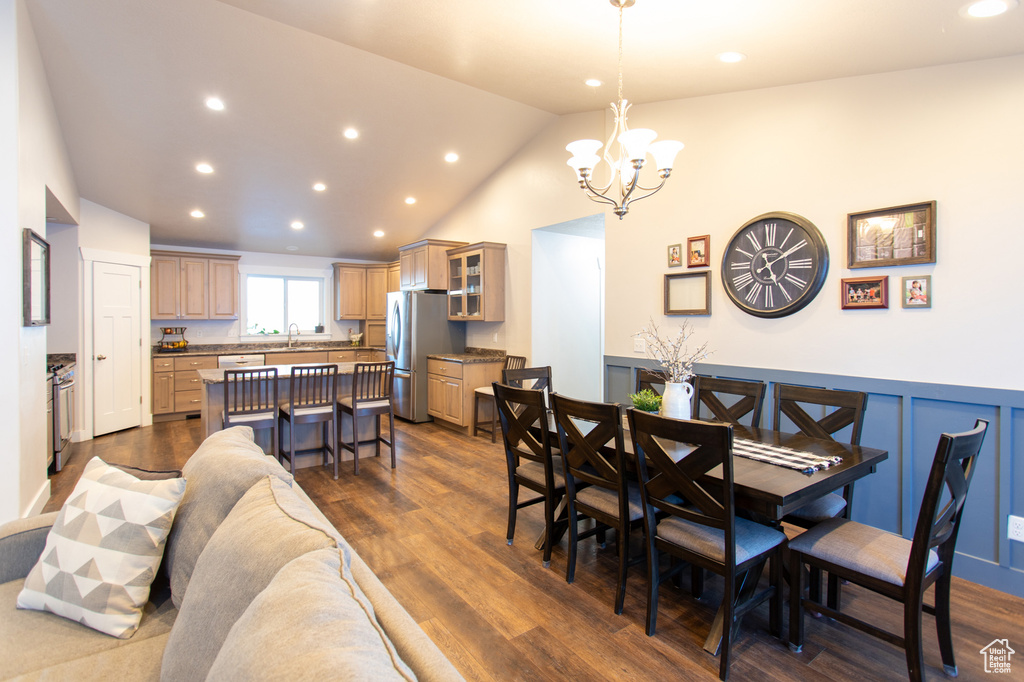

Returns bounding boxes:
[198,362,358,383]
[427,348,506,364]
[46,353,77,367]
[154,342,385,357]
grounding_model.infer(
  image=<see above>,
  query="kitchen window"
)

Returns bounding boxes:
[244,274,324,335]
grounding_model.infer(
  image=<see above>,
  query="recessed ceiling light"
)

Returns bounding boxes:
[205,97,224,111]
[373,230,385,237]
[585,78,603,87]
[286,246,299,251]
[961,0,1017,16]
[290,221,304,230]
[404,197,416,205]
[717,52,746,63]
[312,182,326,192]
[343,128,359,140]
[195,162,213,174]
[190,209,205,218]
[444,152,459,163]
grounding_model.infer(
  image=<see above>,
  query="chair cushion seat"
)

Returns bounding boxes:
[785,492,847,523]
[575,482,643,522]
[339,397,392,410]
[282,404,335,418]
[515,459,564,488]
[657,514,786,565]
[475,385,494,396]
[788,517,939,586]
[223,410,276,424]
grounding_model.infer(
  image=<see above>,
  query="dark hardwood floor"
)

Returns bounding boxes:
[47,418,1024,681]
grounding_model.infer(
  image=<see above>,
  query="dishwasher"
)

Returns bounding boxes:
[218,354,266,368]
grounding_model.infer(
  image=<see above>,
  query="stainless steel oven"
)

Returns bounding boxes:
[52,364,75,472]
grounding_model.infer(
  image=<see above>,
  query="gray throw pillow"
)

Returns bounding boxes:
[162,426,292,607]
[160,475,344,681]
[205,548,414,681]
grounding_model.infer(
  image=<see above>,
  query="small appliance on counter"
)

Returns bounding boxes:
[159,327,188,352]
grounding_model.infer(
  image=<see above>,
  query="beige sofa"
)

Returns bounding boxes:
[0,427,463,681]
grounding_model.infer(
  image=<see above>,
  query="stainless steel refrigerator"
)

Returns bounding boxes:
[386,291,465,422]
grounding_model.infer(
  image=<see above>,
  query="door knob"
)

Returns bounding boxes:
[96,355,107,361]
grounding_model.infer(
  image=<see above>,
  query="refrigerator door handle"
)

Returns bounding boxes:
[389,302,402,359]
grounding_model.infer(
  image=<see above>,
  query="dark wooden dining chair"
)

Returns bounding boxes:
[473,355,527,442]
[551,393,644,614]
[223,368,279,457]
[628,409,785,681]
[634,368,666,396]
[338,361,396,476]
[773,383,869,526]
[692,376,766,428]
[278,364,338,477]
[502,366,553,398]
[493,381,565,567]
[789,419,988,682]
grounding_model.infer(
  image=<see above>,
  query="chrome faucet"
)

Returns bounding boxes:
[287,323,299,348]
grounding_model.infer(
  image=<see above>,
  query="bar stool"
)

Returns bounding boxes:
[223,368,279,457]
[278,364,338,477]
[338,361,396,475]
[473,355,527,442]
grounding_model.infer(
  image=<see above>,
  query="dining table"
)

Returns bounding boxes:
[537,415,889,654]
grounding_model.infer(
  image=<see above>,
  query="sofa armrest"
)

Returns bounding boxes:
[0,512,58,584]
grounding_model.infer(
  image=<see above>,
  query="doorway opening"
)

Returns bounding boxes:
[531,214,605,401]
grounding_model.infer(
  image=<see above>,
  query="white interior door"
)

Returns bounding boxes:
[93,262,141,436]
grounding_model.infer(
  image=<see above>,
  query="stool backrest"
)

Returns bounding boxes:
[289,364,338,408]
[350,362,395,404]
[224,368,278,417]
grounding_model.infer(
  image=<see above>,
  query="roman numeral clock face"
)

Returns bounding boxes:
[721,212,829,318]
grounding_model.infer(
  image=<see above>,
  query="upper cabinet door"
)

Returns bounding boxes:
[334,264,367,320]
[151,255,181,319]
[208,259,239,319]
[178,257,209,319]
[366,266,388,319]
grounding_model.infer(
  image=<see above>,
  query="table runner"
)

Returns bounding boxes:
[733,438,842,474]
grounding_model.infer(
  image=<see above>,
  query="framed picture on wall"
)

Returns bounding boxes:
[901,275,932,308]
[848,201,936,268]
[687,235,710,268]
[23,229,50,327]
[664,271,711,315]
[667,244,682,268]
[841,276,888,310]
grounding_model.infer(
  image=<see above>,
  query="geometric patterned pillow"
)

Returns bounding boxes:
[16,457,187,638]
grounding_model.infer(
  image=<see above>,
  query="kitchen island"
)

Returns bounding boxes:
[198,362,380,470]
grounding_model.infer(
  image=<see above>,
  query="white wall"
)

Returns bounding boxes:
[532,221,604,401]
[425,55,1024,392]
[2,0,80,523]
[148,244,388,347]
[47,221,78,353]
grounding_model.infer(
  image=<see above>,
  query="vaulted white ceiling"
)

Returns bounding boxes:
[26,0,1024,260]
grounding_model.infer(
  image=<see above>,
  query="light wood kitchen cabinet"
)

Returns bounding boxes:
[398,239,466,291]
[387,261,401,293]
[333,264,367,320]
[446,242,506,322]
[152,358,175,414]
[264,351,329,366]
[208,259,240,319]
[426,357,503,432]
[153,354,217,417]
[151,251,240,320]
[366,266,388,320]
[366,321,385,348]
[328,349,384,364]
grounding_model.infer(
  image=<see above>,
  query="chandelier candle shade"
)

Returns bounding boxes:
[566,0,684,219]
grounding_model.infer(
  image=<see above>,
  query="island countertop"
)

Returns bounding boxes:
[198,362,357,383]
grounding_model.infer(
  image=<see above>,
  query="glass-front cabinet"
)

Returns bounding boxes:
[446,242,506,322]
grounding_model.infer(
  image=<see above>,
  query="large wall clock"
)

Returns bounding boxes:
[721,211,829,318]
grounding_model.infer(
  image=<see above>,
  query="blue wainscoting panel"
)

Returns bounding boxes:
[604,355,1024,598]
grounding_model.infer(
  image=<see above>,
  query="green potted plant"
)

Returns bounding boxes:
[628,388,662,413]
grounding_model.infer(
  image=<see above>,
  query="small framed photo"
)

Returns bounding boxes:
[848,201,936,268]
[687,235,710,268]
[667,244,682,268]
[901,275,931,309]
[665,271,711,315]
[841,276,889,310]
